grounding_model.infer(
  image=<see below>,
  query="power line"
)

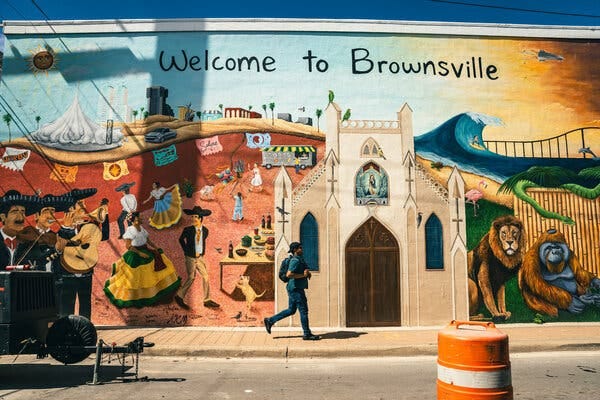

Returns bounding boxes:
[429,0,600,19]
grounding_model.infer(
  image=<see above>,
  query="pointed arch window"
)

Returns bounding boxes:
[300,212,319,271]
[425,214,444,269]
[360,137,383,159]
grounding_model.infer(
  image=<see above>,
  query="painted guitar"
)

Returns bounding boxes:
[60,223,102,274]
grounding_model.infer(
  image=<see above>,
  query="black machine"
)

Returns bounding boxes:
[1,270,153,383]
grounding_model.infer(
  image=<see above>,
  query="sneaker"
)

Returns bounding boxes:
[263,318,273,334]
[302,334,321,341]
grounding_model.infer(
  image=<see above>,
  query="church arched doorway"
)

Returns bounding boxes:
[345,217,400,327]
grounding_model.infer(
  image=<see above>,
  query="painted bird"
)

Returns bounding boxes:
[377,146,386,160]
[328,90,335,104]
[231,311,242,320]
[276,206,290,216]
[342,109,351,122]
[416,212,423,228]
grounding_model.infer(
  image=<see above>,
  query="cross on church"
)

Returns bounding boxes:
[405,159,414,194]
[452,197,463,234]
[277,182,290,234]
[327,159,337,194]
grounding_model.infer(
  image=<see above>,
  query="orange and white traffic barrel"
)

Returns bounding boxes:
[437,320,512,400]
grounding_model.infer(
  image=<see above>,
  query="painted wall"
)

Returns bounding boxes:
[1,21,599,328]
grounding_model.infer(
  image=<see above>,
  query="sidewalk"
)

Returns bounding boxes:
[96,323,600,358]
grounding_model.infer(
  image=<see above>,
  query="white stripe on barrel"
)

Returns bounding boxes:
[437,364,512,389]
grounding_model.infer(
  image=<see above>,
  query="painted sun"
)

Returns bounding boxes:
[28,45,58,75]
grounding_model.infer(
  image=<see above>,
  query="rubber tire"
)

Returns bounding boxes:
[46,315,97,364]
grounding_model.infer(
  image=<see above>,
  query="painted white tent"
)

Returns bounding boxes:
[31,95,122,151]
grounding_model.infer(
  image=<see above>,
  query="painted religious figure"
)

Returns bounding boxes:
[355,162,389,205]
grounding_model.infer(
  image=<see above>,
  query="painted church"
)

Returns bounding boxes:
[272,102,470,327]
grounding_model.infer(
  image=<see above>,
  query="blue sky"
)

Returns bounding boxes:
[1,0,598,25]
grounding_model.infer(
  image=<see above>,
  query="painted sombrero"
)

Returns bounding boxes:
[0,190,43,215]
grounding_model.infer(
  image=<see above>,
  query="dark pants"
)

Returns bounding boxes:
[117,210,130,237]
[267,288,311,336]
[56,274,93,320]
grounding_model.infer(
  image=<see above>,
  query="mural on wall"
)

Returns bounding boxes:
[1,24,599,327]
[355,162,389,205]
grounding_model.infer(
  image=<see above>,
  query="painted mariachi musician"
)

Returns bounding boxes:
[51,188,99,319]
[0,190,43,270]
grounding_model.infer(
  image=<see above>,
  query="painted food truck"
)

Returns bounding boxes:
[261,145,317,169]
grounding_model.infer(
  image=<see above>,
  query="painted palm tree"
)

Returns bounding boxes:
[498,165,600,225]
[315,109,323,132]
[196,111,202,121]
[269,102,275,125]
[143,111,149,119]
[35,115,41,130]
[3,113,13,142]
[132,109,138,121]
[248,105,253,111]
[140,107,145,119]
[328,90,335,104]
[262,104,267,118]
[218,104,223,115]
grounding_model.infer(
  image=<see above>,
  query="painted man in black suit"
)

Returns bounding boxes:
[0,190,42,270]
[176,205,220,309]
[51,188,98,319]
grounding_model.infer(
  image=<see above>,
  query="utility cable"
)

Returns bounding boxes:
[429,0,600,20]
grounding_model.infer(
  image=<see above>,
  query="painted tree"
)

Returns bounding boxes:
[143,111,149,119]
[315,109,322,132]
[35,115,41,130]
[248,105,253,111]
[132,110,138,121]
[218,104,223,115]
[196,111,202,120]
[262,104,267,117]
[140,107,145,119]
[3,113,13,142]
[269,102,275,125]
[499,165,600,225]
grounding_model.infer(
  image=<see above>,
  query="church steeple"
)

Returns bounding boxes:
[325,101,341,158]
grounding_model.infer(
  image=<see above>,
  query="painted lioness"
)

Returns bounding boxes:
[468,215,525,320]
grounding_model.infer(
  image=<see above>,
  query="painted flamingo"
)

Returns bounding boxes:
[465,180,488,216]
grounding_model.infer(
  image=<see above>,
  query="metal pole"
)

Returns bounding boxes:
[92,339,104,385]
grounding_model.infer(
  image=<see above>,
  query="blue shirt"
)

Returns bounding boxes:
[286,255,309,290]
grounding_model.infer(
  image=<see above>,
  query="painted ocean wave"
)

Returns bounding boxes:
[414,112,600,181]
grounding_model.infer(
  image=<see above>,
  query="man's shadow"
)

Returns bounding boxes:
[273,331,367,340]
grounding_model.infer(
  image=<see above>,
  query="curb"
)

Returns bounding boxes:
[141,343,600,358]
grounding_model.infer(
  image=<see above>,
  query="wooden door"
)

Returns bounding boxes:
[345,217,400,327]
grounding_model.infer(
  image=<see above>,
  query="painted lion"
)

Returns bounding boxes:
[518,228,600,317]
[468,215,525,320]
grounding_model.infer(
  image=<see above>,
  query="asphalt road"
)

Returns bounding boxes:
[1,351,599,399]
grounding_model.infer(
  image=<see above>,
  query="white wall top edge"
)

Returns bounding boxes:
[2,18,599,39]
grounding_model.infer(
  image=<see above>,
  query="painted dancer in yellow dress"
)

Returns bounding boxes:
[142,181,182,229]
[104,212,181,308]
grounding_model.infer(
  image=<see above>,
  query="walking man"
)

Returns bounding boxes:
[176,205,220,309]
[264,242,320,340]
[116,182,137,239]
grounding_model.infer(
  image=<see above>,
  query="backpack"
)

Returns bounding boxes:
[278,256,292,283]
